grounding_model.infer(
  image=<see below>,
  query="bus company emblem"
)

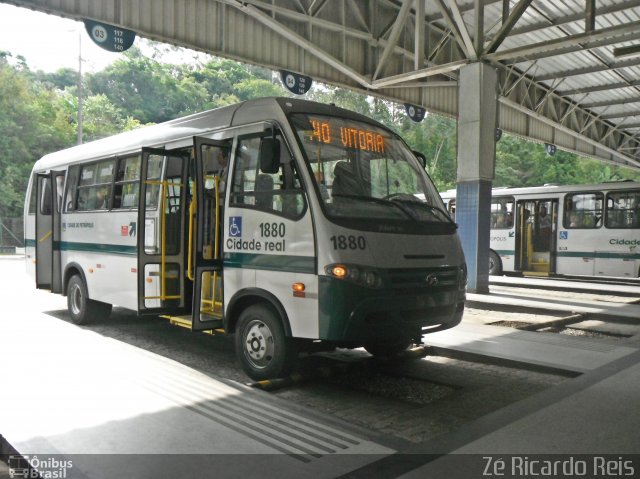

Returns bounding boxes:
[425,273,439,286]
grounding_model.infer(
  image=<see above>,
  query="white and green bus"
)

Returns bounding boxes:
[25,97,466,379]
[442,181,640,279]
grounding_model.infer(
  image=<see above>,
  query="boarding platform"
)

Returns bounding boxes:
[2,258,640,478]
[0,286,394,478]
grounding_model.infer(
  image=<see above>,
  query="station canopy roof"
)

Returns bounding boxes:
[6,0,640,168]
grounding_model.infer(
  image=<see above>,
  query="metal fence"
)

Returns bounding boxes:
[0,217,24,254]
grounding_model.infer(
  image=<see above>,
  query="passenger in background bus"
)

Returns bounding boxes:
[538,206,552,250]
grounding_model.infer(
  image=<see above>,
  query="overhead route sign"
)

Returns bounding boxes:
[84,20,136,52]
[280,70,313,95]
[404,103,426,123]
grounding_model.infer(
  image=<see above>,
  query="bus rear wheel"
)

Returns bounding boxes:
[489,250,503,276]
[235,304,296,381]
[67,274,112,325]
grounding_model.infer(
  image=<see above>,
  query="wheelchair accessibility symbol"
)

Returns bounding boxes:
[229,216,242,237]
[559,231,568,240]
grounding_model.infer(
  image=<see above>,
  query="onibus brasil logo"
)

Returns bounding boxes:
[8,455,73,478]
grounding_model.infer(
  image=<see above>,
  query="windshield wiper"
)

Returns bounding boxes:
[384,194,455,224]
[331,194,412,218]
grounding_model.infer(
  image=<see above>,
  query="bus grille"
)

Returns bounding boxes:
[388,266,459,294]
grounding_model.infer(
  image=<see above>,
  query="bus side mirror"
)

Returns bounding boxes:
[260,138,281,174]
[413,151,427,169]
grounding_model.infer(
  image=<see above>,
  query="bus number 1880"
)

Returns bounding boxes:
[330,235,366,250]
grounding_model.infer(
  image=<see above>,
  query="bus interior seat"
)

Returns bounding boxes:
[331,161,361,198]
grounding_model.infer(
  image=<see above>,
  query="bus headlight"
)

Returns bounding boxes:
[325,264,383,289]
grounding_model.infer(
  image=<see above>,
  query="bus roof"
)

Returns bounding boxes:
[441,181,640,198]
[32,97,386,172]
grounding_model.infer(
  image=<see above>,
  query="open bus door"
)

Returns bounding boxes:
[515,199,558,276]
[137,148,191,315]
[35,170,65,291]
[35,173,53,289]
[191,137,232,331]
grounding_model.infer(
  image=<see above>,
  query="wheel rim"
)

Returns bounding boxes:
[243,319,275,370]
[70,282,83,316]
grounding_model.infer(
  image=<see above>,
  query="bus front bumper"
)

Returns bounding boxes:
[318,276,465,343]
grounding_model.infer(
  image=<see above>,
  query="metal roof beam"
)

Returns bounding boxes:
[371,59,469,88]
[414,0,425,70]
[585,0,596,32]
[432,0,473,58]
[561,79,640,96]
[373,0,413,79]
[484,0,533,54]
[347,0,369,33]
[499,97,640,168]
[502,0,640,38]
[582,96,640,109]
[447,0,477,59]
[537,56,640,82]
[485,20,640,63]
[236,2,371,88]
[600,111,640,120]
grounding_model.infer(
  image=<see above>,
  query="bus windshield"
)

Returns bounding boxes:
[290,113,451,225]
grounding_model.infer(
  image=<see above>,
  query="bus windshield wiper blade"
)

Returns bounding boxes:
[331,194,413,218]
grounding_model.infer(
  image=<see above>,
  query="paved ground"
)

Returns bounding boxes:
[3,257,640,478]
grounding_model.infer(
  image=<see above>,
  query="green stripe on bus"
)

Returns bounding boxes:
[25,238,36,247]
[556,251,640,260]
[495,250,515,256]
[224,252,316,274]
[58,241,137,256]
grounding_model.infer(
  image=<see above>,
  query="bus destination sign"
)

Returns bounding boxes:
[84,20,136,53]
[308,119,385,153]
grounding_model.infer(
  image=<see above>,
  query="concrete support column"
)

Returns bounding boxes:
[456,62,498,294]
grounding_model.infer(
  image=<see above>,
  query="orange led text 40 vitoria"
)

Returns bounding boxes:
[309,119,385,153]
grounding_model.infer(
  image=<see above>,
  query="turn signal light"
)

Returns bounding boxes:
[331,265,347,278]
[292,283,306,292]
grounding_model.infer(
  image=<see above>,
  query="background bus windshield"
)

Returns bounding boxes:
[291,114,449,224]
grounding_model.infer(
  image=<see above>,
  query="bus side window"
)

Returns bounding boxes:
[564,192,602,229]
[113,155,141,209]
[64,166,79,212]
[606,190,640,229]
[75,160,115,211]
[230,133,305,219]
[490,197,513,229]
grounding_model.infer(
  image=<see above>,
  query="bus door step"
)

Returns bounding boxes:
[523,270,550,277]
[160,314,224,335]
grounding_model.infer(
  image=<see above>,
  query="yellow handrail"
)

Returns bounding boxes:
[214,176,221,260]
[187,186,196,281]
[212,175,222,313]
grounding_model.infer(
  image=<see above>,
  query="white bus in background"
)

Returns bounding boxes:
[24,97,466,380]
[441,182,640,279]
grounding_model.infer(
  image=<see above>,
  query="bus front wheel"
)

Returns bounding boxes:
[67,274,112,325]
[235,304,296,381]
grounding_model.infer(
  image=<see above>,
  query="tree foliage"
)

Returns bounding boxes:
[2,40,640,219]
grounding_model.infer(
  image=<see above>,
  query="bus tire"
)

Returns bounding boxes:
[489,250,503,276]
[235,303,296,381]
[67,274,112,325]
